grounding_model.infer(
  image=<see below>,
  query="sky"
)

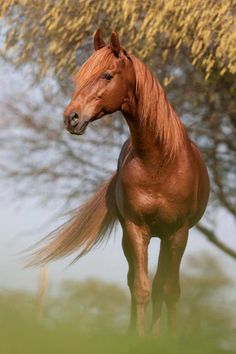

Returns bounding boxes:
[0,61,235,298]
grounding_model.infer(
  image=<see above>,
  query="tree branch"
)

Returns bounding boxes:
[197,223,236,260]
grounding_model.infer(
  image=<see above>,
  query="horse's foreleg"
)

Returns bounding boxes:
[151,239,170,336]
[122,235,136,331]
[163,226,188,335]
[122,223,151,337]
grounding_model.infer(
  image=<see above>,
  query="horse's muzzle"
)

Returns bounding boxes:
[64,111,89,135]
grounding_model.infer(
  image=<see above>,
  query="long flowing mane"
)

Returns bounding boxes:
[130,54,187,160]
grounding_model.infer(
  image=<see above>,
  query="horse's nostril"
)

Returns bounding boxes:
[70,112,78,120]
[69,112,79,127]
[70,117,79,127]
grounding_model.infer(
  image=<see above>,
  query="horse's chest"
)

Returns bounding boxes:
[116,158,194,230]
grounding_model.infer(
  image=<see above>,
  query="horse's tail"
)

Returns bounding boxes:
[28,173,117,266]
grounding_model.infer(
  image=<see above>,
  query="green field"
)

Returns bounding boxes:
[0,256,235,354]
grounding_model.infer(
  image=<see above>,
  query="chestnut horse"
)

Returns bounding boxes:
[32,30,209,337]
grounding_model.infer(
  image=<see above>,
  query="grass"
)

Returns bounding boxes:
[0,256,235,354]
[0,289,235,354]
[1,315,233,354]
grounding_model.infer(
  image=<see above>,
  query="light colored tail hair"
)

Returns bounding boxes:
[29,173,117,266]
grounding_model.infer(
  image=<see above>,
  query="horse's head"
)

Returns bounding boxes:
[64,29,135,135]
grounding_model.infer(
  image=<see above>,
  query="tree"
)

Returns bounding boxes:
[0,1,235,258]
[1,0,235,79]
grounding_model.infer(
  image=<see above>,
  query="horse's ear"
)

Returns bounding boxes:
[110,31,121,57]
[94,29,106,51]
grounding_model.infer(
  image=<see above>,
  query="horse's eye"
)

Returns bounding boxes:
[102,72,113,81]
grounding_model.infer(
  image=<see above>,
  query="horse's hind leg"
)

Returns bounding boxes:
[122,222,151,337]
[163,226,188,335]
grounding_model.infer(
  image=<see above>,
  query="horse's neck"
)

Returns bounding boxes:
[123,57,187,162]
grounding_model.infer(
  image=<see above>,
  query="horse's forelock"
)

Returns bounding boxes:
[74,47,115,90]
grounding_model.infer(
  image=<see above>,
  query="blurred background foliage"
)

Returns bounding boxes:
[0,255,235,353]
[0,0,235,258]
[1,0,235,79]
